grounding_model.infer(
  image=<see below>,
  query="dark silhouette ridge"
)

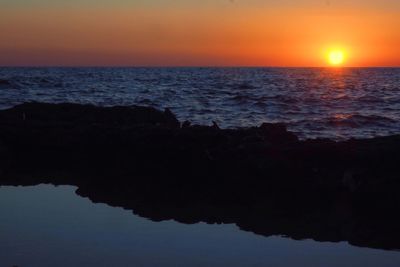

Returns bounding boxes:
[1,102,400,250]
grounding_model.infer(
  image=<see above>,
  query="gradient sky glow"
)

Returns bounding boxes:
[1,0,399,66]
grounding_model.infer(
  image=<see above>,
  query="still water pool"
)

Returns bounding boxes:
[1,184,400,267]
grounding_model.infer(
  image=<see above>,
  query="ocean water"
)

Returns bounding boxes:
[1,67,400,140]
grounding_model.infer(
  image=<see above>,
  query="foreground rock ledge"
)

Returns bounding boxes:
[1,102,400,250]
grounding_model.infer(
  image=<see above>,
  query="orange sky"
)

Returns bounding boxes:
[0,1,399,66]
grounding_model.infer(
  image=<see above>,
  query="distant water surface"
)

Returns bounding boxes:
[1,184,400,267]
[1,67,400,139]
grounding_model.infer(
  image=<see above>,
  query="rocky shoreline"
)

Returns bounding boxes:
[1,102,400,250]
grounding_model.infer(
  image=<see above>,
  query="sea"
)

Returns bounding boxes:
[1,67,400,140]
[2,67,400,267]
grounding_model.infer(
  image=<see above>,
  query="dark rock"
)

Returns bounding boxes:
[1,102,400,251]
[212,121,220,130]
[0,102,180,127]
[181,120,191,128]
[163,107,180,127]
[259,122,299,143]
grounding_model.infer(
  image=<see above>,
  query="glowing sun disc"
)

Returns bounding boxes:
[328,50,345,66]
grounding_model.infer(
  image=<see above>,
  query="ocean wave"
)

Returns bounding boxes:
[1,67,400,140]
[230,95,250,103]
[357,95,383,103]
[0,79,11,86]
[0,78,18,89]
[253,101,268,108]
[134,78,159,83]
[253,95,299,105]
[234,83,257,90]
[292,114,397,128]
[3,76,64,89]
[136,98,155,105]
[328,114,397,127]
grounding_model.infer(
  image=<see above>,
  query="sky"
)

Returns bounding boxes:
[0,0,399,67]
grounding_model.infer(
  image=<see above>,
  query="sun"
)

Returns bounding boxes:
[327,50,345,66]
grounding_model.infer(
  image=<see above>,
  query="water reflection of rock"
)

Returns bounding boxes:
[1,103,400,251]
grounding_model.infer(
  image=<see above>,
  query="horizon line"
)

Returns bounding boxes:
[1,65,400,68]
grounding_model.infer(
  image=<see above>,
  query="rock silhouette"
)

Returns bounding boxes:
[1,102,400,250]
